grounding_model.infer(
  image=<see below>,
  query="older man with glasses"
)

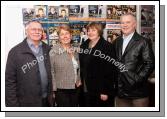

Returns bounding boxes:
[5,20,53,107]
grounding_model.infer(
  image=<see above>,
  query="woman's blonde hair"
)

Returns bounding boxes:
[57,24,72,35]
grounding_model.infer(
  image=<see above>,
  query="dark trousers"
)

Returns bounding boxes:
[42,97,50,107]
[116,97,149,107]
[81,92,115,107]
[55,89,79,107]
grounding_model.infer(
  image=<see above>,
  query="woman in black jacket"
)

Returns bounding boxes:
[79,22,117,107]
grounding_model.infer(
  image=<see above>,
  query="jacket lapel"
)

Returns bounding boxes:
[118,38,123,59]
[116,37,123,60]
[122,32,139,57]
[21,38,35,55]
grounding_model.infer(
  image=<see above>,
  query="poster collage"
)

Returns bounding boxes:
[141,5,155,43]
[22,5,154,47]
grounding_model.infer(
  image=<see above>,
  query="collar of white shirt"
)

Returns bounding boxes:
[122,32,135,41]
[122,32,135,54]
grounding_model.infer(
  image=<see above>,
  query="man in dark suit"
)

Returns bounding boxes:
[113,13,155,107]
[5,20,53,107]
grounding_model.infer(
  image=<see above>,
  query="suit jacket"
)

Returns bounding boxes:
[113,31,155,98]
[5,38,53,107]
[49,43,81,91]
[79,37,116,96]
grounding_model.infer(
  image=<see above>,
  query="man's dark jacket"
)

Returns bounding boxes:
[5,39,53,107]
[113,32,155,99]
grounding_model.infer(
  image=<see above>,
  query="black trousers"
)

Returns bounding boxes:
[55,89,79,107]
[42,97,50,107]
[81,92,115,107]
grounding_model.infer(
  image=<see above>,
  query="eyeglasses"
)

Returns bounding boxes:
[29,28,43,32]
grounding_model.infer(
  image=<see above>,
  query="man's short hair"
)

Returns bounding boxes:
[61,9,66,12]
[38,7,44,11]
[120,13,136,21]
[25,20,42,30]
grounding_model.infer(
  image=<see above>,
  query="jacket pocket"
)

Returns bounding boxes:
[136,64,144,74]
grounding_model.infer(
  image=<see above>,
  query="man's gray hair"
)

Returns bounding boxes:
[120,13,137,21]
[25,20,42,30]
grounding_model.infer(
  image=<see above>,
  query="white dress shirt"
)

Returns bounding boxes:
[72,57,79,83]
[122,32,134,55]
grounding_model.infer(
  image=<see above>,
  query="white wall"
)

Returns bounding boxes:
[4,5,25,61]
